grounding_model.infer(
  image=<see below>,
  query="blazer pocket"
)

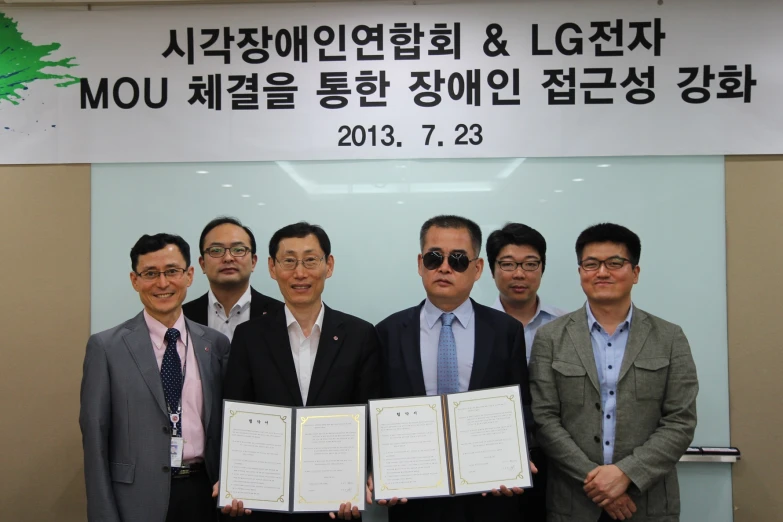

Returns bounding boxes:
[109,462,135,484]
[552,360,587,405]
[634,357,670,400]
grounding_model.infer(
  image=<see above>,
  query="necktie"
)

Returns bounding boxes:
[161,328,183,436]
[437,313,459,395]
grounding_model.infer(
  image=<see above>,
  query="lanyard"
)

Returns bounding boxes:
[164,326,190,433]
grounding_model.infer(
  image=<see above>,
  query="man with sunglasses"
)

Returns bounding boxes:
[80,234,243,521]
[183,217,281,341]
[374,215,533,522]
[529,223,698,522]
[224,222,381,521]
[486,223,565,522]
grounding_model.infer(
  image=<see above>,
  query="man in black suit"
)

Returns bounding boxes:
[183,217,281,340]
[224,222,381,521]
[374,215,533,522]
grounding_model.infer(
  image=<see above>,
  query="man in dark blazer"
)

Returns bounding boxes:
[183,217,281,340]
[374,215,533,522]
[80,233,237,522]
[224,222,381,521]
[529,223,698,522]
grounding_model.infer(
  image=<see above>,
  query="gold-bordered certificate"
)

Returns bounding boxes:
[369,385,531,500]
[447,386,532,495]
[292,405,367,512]
[369,395,452,500]
[218,401,292,512]
[218,401,367,513]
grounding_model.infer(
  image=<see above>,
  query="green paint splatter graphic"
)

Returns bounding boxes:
[0,11,79,106]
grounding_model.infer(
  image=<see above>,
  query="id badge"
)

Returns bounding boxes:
[170,437,184,467]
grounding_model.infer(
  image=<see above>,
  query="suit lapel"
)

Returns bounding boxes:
[401,304,427,396]
[468,301,493,390]
[187,319,214,430]
[249,288,272,319]
[264,307,305,406]
[618,308,651,382]
[123,313,168,416]
[188,293,209,326]
[565,306,601,393]
[307,306,345,405]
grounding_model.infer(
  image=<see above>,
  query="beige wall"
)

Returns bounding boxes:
[726,156,783,522]
[0,165,90,520]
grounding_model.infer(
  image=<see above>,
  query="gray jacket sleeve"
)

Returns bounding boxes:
[79,334,122,522]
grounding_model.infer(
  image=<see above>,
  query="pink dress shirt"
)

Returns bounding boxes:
[144,310,205,463]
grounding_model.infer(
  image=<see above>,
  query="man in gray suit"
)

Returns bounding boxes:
[79,233,243,522]
[529,223,698,522]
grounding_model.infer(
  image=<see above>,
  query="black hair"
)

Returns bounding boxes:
[486,223,547,276]
[419,215,482,257]
[575,223,641,266]
[130,233,191,271]
[199,216,257,255]
[268,222,331,258]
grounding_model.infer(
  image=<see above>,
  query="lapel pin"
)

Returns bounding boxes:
[205,345,210,352]
[263,311,268,315]
[333,336,338,341]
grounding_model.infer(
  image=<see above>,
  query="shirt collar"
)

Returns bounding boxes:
[143,309,187,349]
[208,285,252,313]
[586,302,634,332]
[423,297,474,329]
[284,301,325,334]
[493,295,555,324]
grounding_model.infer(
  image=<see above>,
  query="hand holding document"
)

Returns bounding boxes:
[218,401,366,513]
[369,385,531,501]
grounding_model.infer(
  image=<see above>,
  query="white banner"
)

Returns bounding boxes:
[0,0,780,164]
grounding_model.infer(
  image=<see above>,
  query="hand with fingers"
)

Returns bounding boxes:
[212,482,251,517]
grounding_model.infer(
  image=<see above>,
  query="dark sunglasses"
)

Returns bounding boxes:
[422,251,478,273]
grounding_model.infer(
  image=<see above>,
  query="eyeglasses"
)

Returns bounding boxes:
[579,256,632,271]
[135,267,188,281]
[275,256,324,271]
[204,245,251,258]
[422,251,478,273]
[497,259,541,272]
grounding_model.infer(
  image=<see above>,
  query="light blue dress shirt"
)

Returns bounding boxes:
[492,296,566,361]
[420,298,475,396]
[587,303,633,465]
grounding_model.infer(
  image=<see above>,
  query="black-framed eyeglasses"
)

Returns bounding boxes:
[422,251,478,273]
[275,256,325,271]
[497,259,541,272]
[204,245,251,258]
[135,267,188,281]
[579,256,631,271]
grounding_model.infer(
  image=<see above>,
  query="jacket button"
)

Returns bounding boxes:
[163,426,170,435]
[595,403,601,410]
[594,436,600,443]
[162,465,170,473]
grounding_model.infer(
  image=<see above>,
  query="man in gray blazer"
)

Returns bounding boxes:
[529,223,698,522]
[79,233,242,522]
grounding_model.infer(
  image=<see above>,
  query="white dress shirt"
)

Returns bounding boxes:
[285,302,325,405]
[207,286,252,341]
[492,296,566,361]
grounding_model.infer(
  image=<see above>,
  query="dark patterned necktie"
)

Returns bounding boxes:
[161,328,183,436]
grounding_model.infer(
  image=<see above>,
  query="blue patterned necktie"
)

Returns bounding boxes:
[161,328,183,436]
[437,313,459,395]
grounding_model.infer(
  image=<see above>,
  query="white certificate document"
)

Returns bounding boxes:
[447,385,532,495]
[292,405,366,513]
[369,395,451,500]
[218,401,292,512]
